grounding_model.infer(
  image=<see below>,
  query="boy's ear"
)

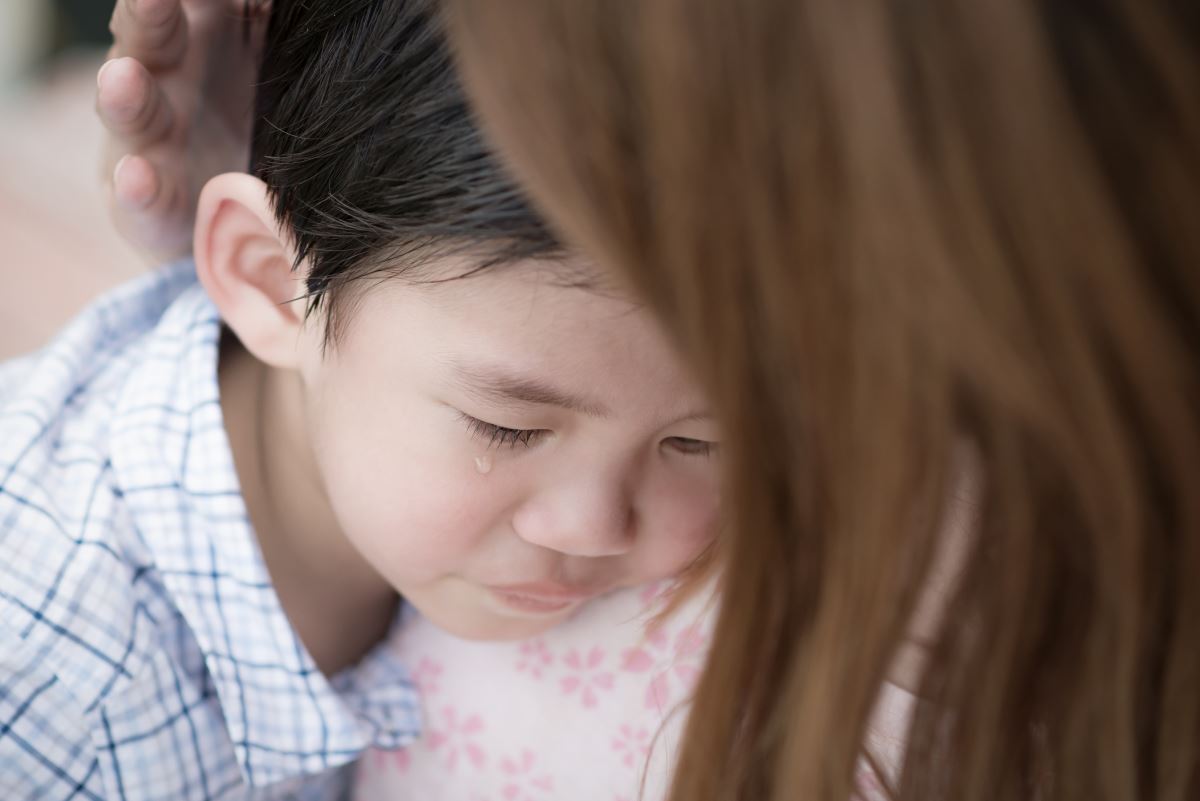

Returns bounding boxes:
[194,173,309,370]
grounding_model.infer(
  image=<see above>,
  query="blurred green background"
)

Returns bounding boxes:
[49,0,114,47]
[1,0,112,90]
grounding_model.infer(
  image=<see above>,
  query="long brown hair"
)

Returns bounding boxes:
[444,1,1200,799]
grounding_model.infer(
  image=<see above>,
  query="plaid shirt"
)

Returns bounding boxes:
[0,263,421,800]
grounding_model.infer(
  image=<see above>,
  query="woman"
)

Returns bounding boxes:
[100,1,1199,799]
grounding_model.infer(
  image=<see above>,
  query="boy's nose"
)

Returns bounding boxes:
[511,475,635,558]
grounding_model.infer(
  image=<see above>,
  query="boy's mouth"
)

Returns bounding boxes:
[484,581,600,615]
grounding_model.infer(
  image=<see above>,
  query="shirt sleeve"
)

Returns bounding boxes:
[0,630,108,801]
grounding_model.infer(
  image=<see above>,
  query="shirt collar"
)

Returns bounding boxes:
[109,263,420,787]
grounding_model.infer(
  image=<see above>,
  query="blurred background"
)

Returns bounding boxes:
[0,0,144,360]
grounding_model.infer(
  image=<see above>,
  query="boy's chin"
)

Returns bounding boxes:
[405,587,581,642]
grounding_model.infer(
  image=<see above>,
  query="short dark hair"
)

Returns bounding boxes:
[249,0,562,339]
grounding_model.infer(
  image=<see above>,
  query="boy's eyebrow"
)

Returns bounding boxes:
[447,360,612,418]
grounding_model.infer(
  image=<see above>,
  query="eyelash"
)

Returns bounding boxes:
[460,413,544,449]
[667,438,716,458]
[459,413,716,457]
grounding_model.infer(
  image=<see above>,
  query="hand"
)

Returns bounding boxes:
[98,0,268,258]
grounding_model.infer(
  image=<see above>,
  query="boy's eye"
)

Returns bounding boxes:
[665,437,718,457]
[460,413,545,449]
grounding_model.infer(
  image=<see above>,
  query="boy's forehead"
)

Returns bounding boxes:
[324,257,705,415]
[342,257,658,356]
[400,254,636,316]
[316,252,653,361]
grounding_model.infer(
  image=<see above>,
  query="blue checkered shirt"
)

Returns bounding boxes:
[0,263,421,800]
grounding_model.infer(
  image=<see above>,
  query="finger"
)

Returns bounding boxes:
[97,58,174,149]
[109,0,188,71]
[113,155,195,256]
[113,155,161,212]
[115,154,188,227]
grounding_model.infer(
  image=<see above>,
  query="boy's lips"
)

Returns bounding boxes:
[483,581,602,614]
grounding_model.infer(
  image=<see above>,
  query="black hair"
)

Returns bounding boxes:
[249,0,562,338]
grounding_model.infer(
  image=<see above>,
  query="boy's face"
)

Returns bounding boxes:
[293,260,720,640]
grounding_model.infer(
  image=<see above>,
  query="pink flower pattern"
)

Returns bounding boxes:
[515,638,556,680]
[559,646,616,708]
[425,705,488,772]
[412,656,445,695]
[499,749,555,800]
[621,622,708,710]
[610,723,651,769]
[356,583,723,801]
[637,581,669,609]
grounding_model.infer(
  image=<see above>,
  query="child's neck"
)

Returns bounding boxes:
[218,332,398,676]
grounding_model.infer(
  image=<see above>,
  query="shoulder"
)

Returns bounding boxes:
[0,627,107,799]
[0,263,205,709]
[0,261,198,409]
[0,597,246,801]
[0,265,335,799]
[0,261,201,473]
[0,448,159,720]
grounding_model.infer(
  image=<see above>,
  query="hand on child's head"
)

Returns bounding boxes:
[99,0,267,259]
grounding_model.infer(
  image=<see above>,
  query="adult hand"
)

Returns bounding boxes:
[98,0,268,258]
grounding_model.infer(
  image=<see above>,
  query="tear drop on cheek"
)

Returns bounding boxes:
[474,455,493,475]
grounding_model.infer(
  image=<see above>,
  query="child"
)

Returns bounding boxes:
[0,1,719,799]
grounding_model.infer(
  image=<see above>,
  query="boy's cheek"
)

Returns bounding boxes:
[634,501,719,579]
[326,459,508,585]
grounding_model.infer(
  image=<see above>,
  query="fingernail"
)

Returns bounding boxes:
[114,156,145,210]
[97,59,115,90]
[113,154,131,188]
[115,156,159,211]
